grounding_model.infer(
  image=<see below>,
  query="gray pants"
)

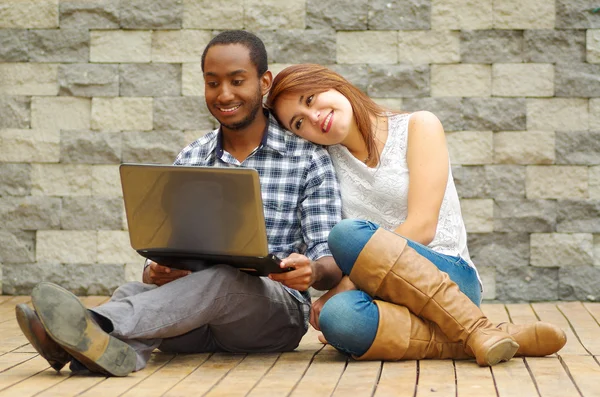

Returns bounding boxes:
[91,264,308,371]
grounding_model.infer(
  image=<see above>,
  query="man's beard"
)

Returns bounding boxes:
[215,88,263,131]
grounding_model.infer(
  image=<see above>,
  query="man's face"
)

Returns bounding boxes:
[203,44,269,131]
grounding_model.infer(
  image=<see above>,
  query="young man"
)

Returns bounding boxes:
[15,30,343,376]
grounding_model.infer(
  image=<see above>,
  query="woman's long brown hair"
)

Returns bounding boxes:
[266,64,392,163]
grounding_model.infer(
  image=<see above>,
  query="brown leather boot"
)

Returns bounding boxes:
[350,228,518,366]
[354,300,470,361]
[498,322,566,357]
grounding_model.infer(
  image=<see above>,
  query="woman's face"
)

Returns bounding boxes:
[273,89,357,146]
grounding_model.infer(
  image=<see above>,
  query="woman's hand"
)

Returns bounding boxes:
[309,276,357,330]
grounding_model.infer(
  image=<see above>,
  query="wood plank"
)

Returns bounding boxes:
[78,353,174,397]
[481,303,510,324]
[290,345,347,397]
[163,353,246,397]
[415,360,455,397]
[0,354,37,373]
[373,361,417,397]
[35,374,106,397]
[491,358,538,397]
[332,360,380,397]
[505,303,539,324]
[558,302,600,355]
[0,298,14,305]
[0,298,30,321]
[248,351,320,396]
[0,367,70,397]
[531,302,588,356]
[525,356,579,397]
[583,302,600,325]
[560,354,600,397]
[78,296,110,308]
[454,360,496,397]
[0,356,49,392]
[121,354,210,397]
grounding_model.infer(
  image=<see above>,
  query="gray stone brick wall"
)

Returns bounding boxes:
[1,0,599,301]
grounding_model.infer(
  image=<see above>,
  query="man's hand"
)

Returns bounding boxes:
[143,261,191,286]
[268,253,315,291]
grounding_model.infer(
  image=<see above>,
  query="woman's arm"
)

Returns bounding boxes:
[393,111,449,246]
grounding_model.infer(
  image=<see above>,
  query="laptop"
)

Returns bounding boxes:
[120,164,289,276]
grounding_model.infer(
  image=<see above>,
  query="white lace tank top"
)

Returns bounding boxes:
[328,113,481,285]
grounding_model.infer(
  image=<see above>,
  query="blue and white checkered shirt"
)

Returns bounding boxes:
[173,109,342,329]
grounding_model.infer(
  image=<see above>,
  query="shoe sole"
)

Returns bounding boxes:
[31,282,137,377]
[479,338,520,366]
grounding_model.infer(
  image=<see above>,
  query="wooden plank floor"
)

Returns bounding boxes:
[0,297,599,396]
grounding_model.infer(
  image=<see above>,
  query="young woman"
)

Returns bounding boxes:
[266,64,566,366]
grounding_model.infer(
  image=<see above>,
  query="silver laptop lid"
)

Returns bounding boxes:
[120,164,270,257]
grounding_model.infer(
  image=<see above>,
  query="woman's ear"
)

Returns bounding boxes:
[260,71,273,96]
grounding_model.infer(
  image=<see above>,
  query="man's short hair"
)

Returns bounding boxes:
[201,30,268,76]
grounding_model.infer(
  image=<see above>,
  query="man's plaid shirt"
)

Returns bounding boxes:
[173,110,342,328]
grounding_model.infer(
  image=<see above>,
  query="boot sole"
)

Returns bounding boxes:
[479,338,519,366]
[31,282,137,377]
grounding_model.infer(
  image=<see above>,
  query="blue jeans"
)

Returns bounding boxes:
[320,219,481,357]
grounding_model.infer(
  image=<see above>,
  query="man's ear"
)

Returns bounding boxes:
[260,71,273,96]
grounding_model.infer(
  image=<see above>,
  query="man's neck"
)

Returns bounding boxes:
[221,112,268,163]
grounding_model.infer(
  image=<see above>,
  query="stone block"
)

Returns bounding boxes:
[485,165,526,199]
[151,30,211,63]
[90,30,151,63]
[530,233,593,267]
[402,97,463,131]
[183,0,244,29]
[59,0,119,29]
[154,97,213,130]
[446,131,493,165]
[120,64,181,97]
[0,96,30,129]
[92,165,122,196]
[368,0,430,30]
[556,131,600,165]
[431,0,492,30]
[259,29,336,65]
[460,199,494,233]
[477,265,496,300]
[98,231,139,264]
[527,98,589,132]
[557,200,600,233]
[0,163,31,196]
[492,64,554,97]
[372,98,404,111]
[329,64,369,93]
[125,262,144,282]
[524,30,586,63]
[61,197,123,230]
[367,65,429,98]
[120,0,182,29]
[58,63,119,97]
[306,0,368,29]
[60,130,121,164]
[431,64,491,97]
[493,0,554,29]
[591,166,600,199]
[0,129,59,163]
[559,266,600,301]
[452,166,489,198]
[460,30,523,63]
[494,130,555,165]
[595,234,600,266]
[181,64,208,99]
[31,164,92,196]
[556,0,600,28]
[29,29,89,62]
[122,131,184,164]
[337,31,398,64]
[0,196,61,230]
[494,199,556,232]
[467,233,530,268]
[0,29,28,61]
[91,97,153,131]
[0,230,35,264]
[555,63,600,98]
[526,166,588,199]
[2,263,125,295]
[496,265,559,301]
[463,98,526,131]
[31,97,91,130]
[245,0,305,29]
[0,63,58,95]
[37,230,97,264]
[591,99,600,130]
[588,30,600,63]
[397,30,459,64]
[0,0,58,28]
